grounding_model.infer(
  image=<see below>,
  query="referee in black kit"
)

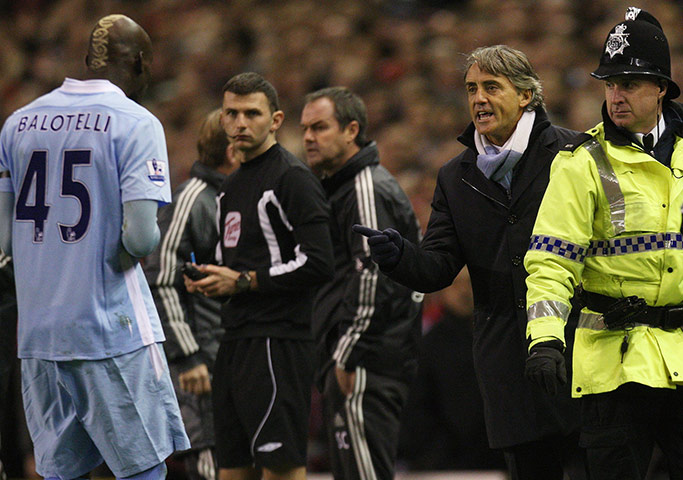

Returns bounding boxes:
[184,72,334,480]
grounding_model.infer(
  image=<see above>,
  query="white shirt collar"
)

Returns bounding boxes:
[634,114,666,146]
[61,78,126,97]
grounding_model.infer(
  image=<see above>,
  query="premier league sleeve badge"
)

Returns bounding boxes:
[147,158,166,186]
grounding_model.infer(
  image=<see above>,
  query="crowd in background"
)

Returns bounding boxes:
[0,0,681,477]
[2,0,681,232]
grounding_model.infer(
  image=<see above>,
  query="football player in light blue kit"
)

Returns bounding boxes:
[0,14,189,480]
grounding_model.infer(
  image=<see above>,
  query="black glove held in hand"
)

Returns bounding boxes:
[525,340,566,396]
[352,224,404,271]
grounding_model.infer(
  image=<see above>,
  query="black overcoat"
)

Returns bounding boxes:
[389,109,581,448]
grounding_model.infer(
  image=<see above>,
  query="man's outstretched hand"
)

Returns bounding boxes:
[352,224,404,271]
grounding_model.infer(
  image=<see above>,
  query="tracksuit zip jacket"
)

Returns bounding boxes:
[312,142,422,383]
[526,101,683,397]
[144,161,226,370]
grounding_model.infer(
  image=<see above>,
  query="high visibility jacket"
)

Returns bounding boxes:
[525,112,683,398]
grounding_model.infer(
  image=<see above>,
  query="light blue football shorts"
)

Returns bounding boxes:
[21,343,190,480]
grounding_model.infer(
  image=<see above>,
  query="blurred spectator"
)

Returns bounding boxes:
[1,1,679,195]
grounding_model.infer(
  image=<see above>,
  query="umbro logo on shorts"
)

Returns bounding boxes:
[256,442,283,452]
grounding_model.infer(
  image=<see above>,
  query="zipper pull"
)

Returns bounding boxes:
[620,332,629,363]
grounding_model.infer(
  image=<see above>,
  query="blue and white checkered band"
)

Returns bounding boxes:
[529,235,587,263]
[587,232,683,256]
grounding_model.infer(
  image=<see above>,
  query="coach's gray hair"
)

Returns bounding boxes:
[464,45,545,110]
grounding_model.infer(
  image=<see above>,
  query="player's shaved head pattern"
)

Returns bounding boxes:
[88,14,126,70]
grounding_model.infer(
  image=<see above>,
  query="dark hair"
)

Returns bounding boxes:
[197,109,229,169]
[222,72,280,113]
[464,45,545,110]
[304,87,368,147]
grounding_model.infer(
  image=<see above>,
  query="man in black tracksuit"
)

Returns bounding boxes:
[185,73,334,480]
[301,87,422,480]
[144,109,239,480]
[355,46,587,479]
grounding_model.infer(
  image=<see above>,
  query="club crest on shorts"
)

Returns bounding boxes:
[606,24,630,58]
[146,158,166,186]
[223,211,241,248]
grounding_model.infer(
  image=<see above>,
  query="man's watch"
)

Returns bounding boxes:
[235,271,252,294]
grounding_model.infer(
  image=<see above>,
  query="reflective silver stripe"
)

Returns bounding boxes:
[528,300,571,322]
[577,312,606,330]
[583,138,625,234]
[528,235,587,263]
[587,232,683,256]
[577,311,650,331]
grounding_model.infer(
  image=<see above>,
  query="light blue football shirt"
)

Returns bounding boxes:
[0,78,171,360]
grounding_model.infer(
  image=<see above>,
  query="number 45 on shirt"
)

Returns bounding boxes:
[16,149,91,243]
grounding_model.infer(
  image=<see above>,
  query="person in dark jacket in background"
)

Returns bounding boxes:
[144,108,240,480]
[398,268,505,471]
[300,86,422,480]
[0,250,14,480]
[354,45,587,480]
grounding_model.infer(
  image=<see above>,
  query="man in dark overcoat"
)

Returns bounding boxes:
[354,45,587,480]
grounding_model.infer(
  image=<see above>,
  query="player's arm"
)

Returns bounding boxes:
[121,199,161,257]
[0,170,13,255]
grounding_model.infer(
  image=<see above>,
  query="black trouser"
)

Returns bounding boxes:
[580,383,683,480]
[322,366,410,480]
[502,432,588,480]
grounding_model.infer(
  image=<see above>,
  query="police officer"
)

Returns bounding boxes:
[524,7,683,479]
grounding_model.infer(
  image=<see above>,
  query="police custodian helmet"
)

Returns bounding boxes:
[592,6,680,99]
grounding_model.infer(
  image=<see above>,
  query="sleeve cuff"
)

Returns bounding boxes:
[526,318,566,349]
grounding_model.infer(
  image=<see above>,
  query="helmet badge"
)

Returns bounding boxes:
[625,7,641,21]
[605,24,630,58]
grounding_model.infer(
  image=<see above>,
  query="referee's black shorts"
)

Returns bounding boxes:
[212,337,314,470]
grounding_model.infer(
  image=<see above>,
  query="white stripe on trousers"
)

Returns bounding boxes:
[345,366,377,480]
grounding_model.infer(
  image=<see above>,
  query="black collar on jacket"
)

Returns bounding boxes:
[189,160,230,190]
[321,141,380,195]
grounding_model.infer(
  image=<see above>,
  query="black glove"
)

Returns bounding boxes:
[525,340,566,396]
[352,224,404,271]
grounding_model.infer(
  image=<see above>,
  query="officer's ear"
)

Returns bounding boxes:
[658,80,668,99]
